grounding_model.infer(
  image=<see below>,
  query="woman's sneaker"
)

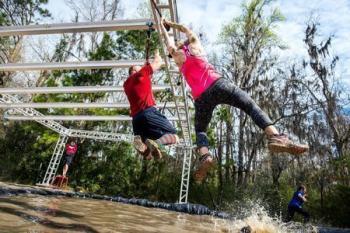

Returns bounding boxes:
[193,153,215,183]
[268,134,309,155]
[145,139,163,159]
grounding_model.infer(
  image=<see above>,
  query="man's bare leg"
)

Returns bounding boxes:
[146,134,179,159]
[62,164,68,177]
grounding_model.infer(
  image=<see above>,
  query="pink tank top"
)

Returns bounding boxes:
[180,45,220,99]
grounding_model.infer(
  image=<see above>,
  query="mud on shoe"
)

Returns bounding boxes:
[145,139,163,159]
[141,148,153,160]
[193,153,215,183]
[268,133,309,155]
[133,135,147,154]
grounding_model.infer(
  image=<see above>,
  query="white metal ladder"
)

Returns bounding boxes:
[41,135,68,185]
[150,0,193,204]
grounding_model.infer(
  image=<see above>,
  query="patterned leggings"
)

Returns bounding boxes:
[194,78,273,148]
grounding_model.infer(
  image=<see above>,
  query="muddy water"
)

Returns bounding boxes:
[0,195,234,233]
[0,195,318,233]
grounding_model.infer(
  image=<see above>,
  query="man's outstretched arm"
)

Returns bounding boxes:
[150,49,162,72]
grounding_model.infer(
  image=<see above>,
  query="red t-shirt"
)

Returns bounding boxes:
[66,144,77,155]
[123,64,156,117]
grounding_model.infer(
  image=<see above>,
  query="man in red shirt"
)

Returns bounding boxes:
[124,50,179,159]
[62,138,78,177]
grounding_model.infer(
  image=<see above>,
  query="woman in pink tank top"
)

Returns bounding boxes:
[180,43,220,99]
[160,19,309,183]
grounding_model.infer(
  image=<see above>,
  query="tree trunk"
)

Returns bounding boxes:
[225,115,233,183]
[237,111,246,186]
[217,121,224,206]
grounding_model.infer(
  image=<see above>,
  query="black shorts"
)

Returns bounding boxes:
[64,154,74,166]
[132,107,176,141]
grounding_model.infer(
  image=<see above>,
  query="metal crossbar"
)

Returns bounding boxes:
[69,129,134,143]
[0,85,170,94]
[4,115,183,121]
[0,60,145,71]
[0,102,178,109]
[0,19,154,36]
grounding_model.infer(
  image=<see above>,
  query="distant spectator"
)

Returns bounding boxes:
[62,139,77,177]
[286,185,310,223]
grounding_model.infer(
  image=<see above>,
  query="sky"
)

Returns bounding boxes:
[45,0,350,86]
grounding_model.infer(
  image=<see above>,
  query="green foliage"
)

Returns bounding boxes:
[0,12,7,25]
[115,30,160,60]
[220,0,286,53]
[0,122,55,183]
[0,0,51,26]
[322,185,350,227]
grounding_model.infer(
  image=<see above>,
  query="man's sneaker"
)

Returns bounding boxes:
[133,136,147,154]
[268,133,309,155]
[193,153,215,183]
[141,148,153,160]
[145,139,162,159]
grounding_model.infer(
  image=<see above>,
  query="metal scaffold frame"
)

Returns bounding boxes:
[0,0,193,203]
[69,129,134,143]
[0,94,136,185]
[149,0,193,204]
[0,94,68,135]
[41,135,68,185]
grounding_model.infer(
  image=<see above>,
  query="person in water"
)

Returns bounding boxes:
[62,138,78,177]
[124,50,179,159]
[160,18,309,183]
[286,185,310,223]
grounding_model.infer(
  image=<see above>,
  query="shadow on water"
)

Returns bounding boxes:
[0,198,83,218]
[0,205,99,233]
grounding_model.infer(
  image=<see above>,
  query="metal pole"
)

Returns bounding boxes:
[0,85,170,94]
[0,19,154,36]
[0,102,178,109]
[4,115,183,121]
[0,60,145,71]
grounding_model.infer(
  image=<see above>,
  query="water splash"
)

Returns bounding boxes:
[209,201,318,233]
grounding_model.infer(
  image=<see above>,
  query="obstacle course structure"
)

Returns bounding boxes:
[0,0,193,204]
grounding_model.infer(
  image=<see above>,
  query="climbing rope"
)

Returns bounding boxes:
[145,21,154,64]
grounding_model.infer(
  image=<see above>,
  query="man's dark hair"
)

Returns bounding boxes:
[297,185,306,191]
[128,66,135,75]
